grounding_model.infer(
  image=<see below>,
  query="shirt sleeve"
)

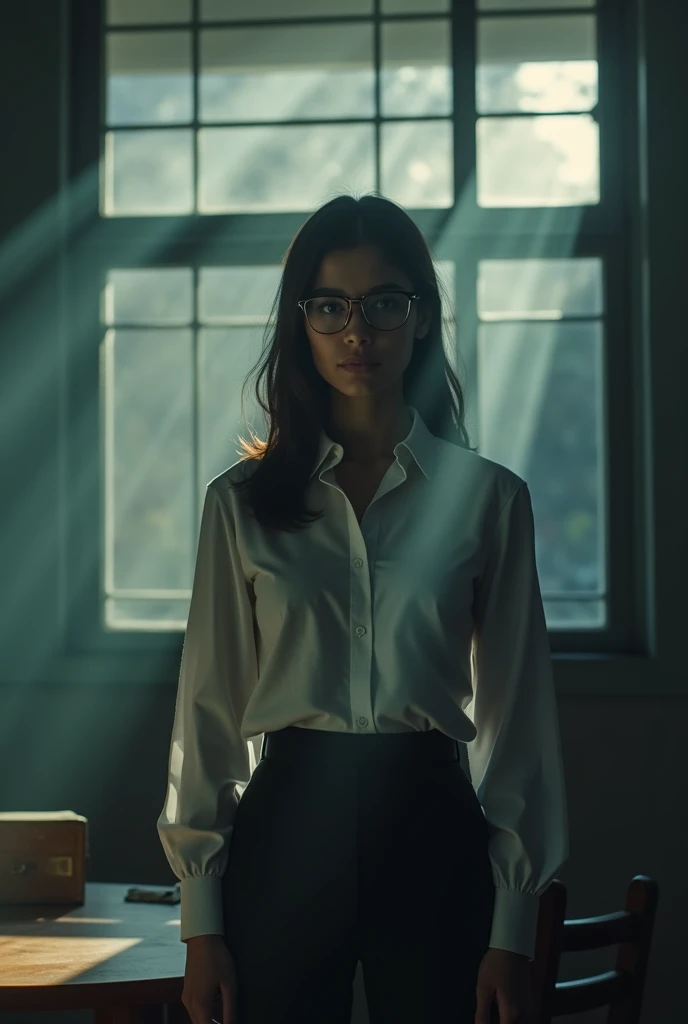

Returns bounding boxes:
[466,481,569,961]
[156,481,259,943]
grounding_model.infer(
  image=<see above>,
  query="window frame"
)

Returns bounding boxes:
[62,0,649,688]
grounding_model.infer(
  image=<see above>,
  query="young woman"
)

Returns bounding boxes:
[157,193,569,1024]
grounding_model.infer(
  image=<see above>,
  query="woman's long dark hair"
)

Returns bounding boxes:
[230,192,476,533]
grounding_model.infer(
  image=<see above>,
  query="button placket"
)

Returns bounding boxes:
[350,527,373,734]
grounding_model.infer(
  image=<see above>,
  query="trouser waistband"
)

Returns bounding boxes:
[261,725,460,764]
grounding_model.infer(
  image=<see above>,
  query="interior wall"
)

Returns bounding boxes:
[0,2,685,1023]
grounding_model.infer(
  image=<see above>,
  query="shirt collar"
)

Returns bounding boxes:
[309,405,439,481]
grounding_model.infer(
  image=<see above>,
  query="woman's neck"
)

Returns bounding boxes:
[326,403,412,463]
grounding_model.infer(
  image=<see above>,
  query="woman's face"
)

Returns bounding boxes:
[302,244,431,399]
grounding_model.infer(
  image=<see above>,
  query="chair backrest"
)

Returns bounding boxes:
[531,874,658,1024]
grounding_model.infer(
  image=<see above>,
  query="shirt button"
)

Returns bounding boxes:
[355,625,366,637]
[357,716,369,728]
[353,558,363,568]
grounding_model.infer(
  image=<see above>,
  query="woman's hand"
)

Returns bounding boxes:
[182,934,238,1024]
[475,947,536,1024]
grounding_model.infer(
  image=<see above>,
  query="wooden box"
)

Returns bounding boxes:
[0,811,89,905]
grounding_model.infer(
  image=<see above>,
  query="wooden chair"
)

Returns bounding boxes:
[529,874,659,1024]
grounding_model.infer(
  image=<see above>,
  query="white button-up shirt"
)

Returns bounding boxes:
[157,405,569,959]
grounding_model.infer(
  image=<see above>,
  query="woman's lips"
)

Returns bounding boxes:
[339,362,380,373]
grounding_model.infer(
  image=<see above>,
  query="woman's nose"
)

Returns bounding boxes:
[343,301,371,335]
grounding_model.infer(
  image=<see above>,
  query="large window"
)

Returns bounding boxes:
[103,0,454,212]
[66,0,636,654]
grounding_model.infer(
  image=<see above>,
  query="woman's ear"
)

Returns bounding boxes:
[415,303,432,340]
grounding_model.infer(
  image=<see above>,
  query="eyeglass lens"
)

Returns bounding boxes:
[304,292,410,333]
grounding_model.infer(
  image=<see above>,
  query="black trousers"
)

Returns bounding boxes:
[221,726,495,1024]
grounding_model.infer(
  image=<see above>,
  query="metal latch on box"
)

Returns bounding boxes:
[10,857,73,876]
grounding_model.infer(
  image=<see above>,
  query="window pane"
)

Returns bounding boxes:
[477,15,597,113]
[103,129,194,215]
[478,258,603,319]
[476,114,599,206]
[198,124,374,212]
[104,268,193,324]
[479,0,594,9]
[200,25,374,123]
[382,0,449,12]
[199,327,267,489]
[199,266,282,322]
[107,0,191,24]
[381,20,452,117]
[201,0,372,18]
[103,328,194,616]
[477,320,605,629]
[106,32,192,126]
[381,120,453,208]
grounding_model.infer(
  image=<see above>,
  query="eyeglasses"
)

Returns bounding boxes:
[298,291,420,334]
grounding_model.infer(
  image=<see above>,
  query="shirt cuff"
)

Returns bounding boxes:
[179,875,225,942]
[489,887,541,961]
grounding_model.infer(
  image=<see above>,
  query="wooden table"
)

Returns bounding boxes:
[0,881,194,1022]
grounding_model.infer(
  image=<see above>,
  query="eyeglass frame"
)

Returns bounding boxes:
[297,290,421,334]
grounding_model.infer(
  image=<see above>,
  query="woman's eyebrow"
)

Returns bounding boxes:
[310,281,405,297]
